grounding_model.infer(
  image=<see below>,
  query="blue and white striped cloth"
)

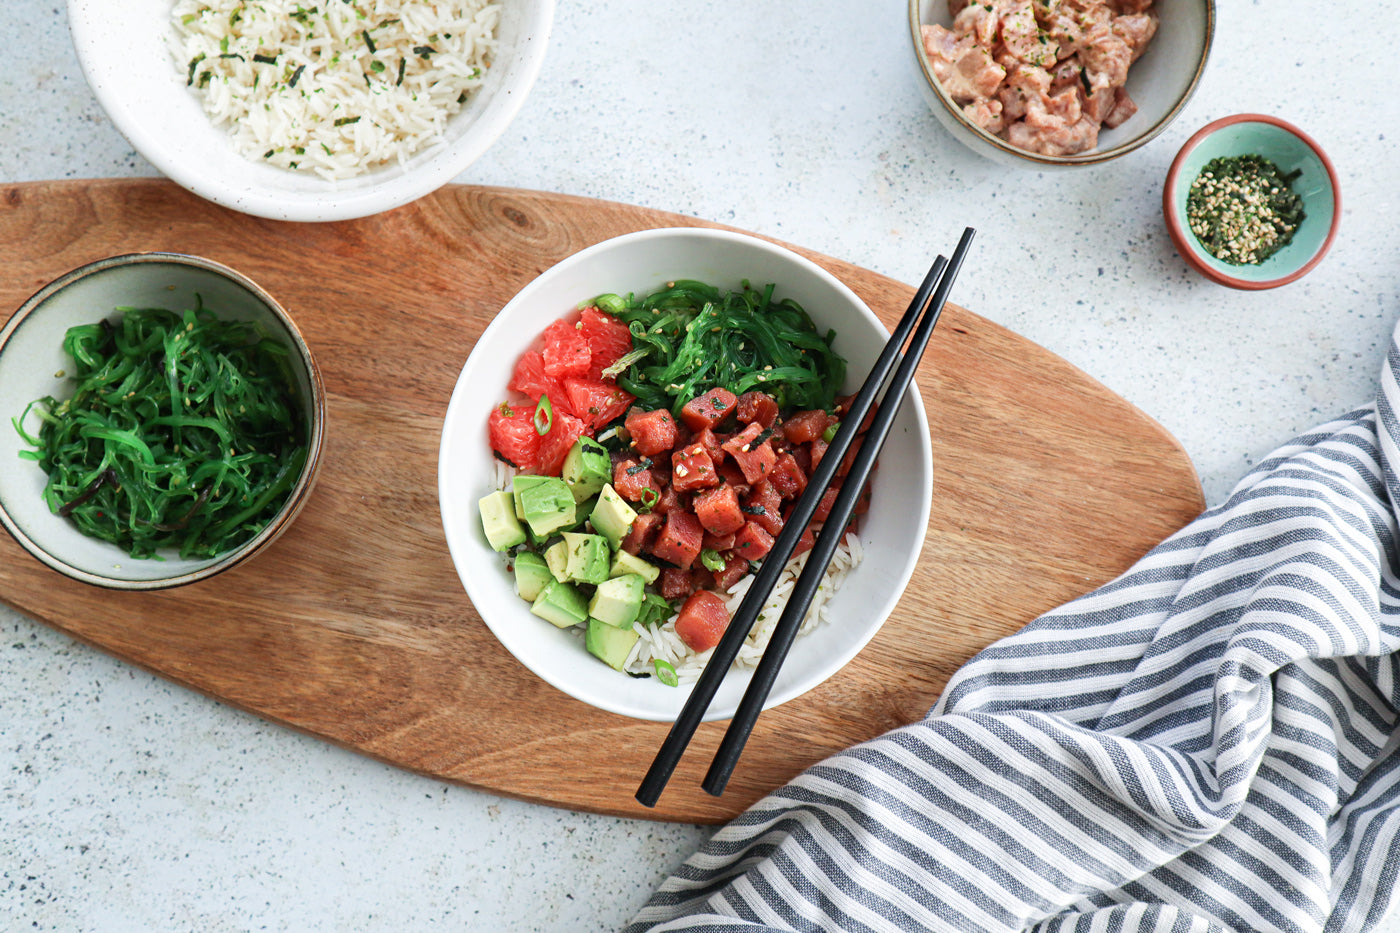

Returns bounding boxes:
[628,339,1400,932]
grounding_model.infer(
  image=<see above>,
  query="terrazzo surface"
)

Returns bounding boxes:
[4,0,1400,929]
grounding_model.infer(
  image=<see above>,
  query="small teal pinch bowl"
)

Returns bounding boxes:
[1164,114,1340,289]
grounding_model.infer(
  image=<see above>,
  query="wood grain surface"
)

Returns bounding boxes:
[0,179,1205,823]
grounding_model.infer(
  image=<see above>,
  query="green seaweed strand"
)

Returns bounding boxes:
[13,302,306,560]
[594,281,845,415]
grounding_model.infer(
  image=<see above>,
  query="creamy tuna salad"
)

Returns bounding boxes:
[921,0,1158,157]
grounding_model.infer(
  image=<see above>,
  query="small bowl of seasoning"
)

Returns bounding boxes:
[1164,114,1340,289]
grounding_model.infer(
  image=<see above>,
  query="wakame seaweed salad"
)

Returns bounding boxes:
[14,301,308,560]
[593,281,846,415]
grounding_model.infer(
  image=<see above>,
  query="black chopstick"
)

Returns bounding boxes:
[635,229,973,808]
[703,227,975,795]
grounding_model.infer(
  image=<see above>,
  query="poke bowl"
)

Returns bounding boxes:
[438,227,933,722]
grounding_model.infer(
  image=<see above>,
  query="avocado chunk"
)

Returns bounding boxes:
[543,539,571,583]
[561,437,611,503]
[531,579,589,629]
[513,551,553,602]
[515,475,576,537]
[561,531,611,585]
[510,474,550,521]
[565,495,598,534]
[585,617,640,670]
[609,549,660,585]
[589,573,645,628]
[590,484,637,551]
[478,490,526,551]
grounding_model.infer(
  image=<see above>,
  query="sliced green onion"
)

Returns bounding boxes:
[699,548,725,573]
[533,394,553,436]
[638,486,659,511]
[653,659,679,687]
[822,421,839,443]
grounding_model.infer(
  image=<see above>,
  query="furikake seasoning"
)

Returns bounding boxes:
[1186,155,1306,266]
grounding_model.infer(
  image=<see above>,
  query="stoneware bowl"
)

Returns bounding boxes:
[67,0,554,222]
[438,228,933,722]
[909,0,1214,168]
[0,253,325,589]
[1163,113,1341,289]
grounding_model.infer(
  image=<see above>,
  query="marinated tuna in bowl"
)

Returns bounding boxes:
[921,0,1158,156]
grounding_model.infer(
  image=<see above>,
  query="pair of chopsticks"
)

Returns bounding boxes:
[636,227,976,807]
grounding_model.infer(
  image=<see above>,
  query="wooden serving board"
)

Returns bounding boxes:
[0,179,1204,823]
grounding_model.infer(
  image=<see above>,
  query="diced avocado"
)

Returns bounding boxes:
[590,484,637,551]
[531,579,589,629]
[479,490,526,551]
[561,531,611,585]
[589,574,645,628]
[609,549,660,585]
[516,475,576,537]
[513,551,553,602]
[561,437,611,503]
[543,539,571,582]
[565,495,598,533]
[585,617,640,670]
[510,474,552,521]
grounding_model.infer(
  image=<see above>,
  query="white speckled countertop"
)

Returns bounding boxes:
[3,1,1399,930]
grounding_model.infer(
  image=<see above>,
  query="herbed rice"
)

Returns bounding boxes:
[171,0,499,180]
[490,461,865,684]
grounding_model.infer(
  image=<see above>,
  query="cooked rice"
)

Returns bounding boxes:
[490,462,863,682]
[171,0,499,179]
[622,533,864,683]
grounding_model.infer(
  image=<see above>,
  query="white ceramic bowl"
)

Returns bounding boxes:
[67,0,554,222]
[0,253,325,589]
[438,228,933,722]
[910,0,1214,168]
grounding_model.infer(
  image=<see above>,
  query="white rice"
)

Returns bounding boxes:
[171,0,499,179]
[622,533,864,683]
[490,462,864,682]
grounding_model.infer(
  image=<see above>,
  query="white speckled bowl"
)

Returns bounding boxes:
[910,0,1214,167]
[0,253,325,589]
[66,0,554,222]
[438,228,933,722]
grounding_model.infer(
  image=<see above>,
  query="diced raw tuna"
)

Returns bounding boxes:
[702,531,735,551]
[711,553,749,592]
[722,423,777,484]
[674,590,731,652]
[692,484,745,536]
[652,510,703,570]
[743,481,784,536]
[767,453,808,499]
[692,427,725,464]
[625,408,678,458]
[782,410,832,445]
[679,388,737,431]
[672,443,720,493]
[621,511,663,556]
[733,521,775,561]
[659,566,701,601]
[613,458,661,504]
[736,391,779,428]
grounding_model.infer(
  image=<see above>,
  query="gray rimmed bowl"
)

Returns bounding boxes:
[0,253,325,589]
[910,0,1214,167]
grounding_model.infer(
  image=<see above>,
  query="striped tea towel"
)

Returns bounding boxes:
[627,341,1400,932]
